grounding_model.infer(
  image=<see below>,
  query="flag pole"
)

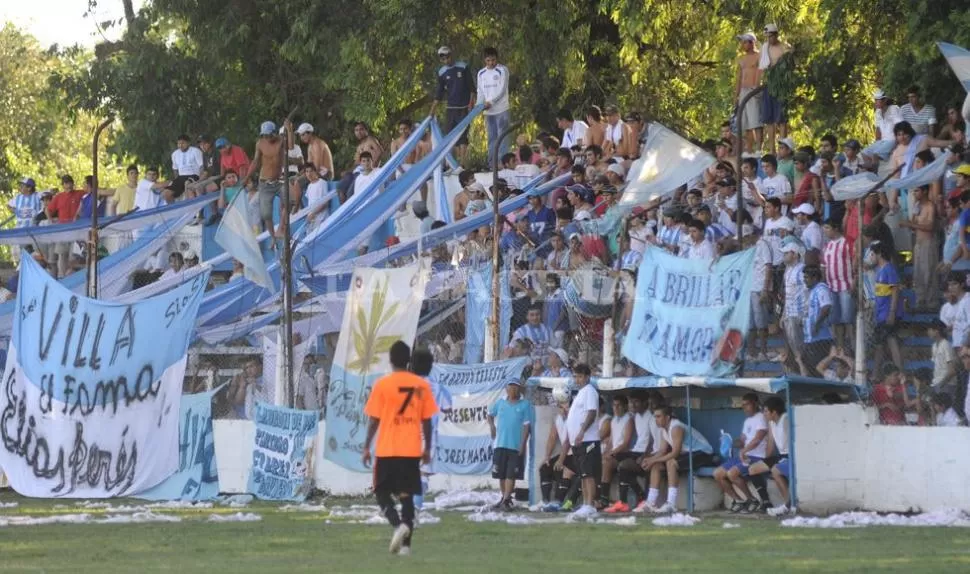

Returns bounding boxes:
[487,121,520,361]
[280,107,298,408]
[87,116,113,298]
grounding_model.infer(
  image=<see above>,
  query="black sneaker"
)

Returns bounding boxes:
[739,500,760,514]
[491,498,508,511]
[756,501,771,514]
[503,498,515,511]
[729,500,746,513]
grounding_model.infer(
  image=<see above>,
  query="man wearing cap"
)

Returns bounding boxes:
[216,137,250,180]
[735,31,763,154]
[246,121,285,240]
[759,24,791,153]
[487,376,534,510]
[874,89,903,143]
[477,47,511,169]
[777,138,796,186]
[431,46,475,164]
[792,203,822,255]
[603,105,636,163]
[780,238,806,369]
[295,122,334,181]
[8,177,42,230]
[170,134,203,197]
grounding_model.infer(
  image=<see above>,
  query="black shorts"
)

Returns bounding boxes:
[874,322,900,344]
[373,457,422,495]
[763,455,787,469]
[491,447,524,480]
[169,175,199,198]
[612,451,640,464]
[445,107,470,145]
[574,441,602,479]
[675,451,714,471]
[802,340,832,370]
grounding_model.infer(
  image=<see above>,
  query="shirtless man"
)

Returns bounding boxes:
[453,171,477,220]
[354,122,384,167]
[760,24,791,154]
[900,184,938,308]
[246,120,285,240]
[735,32,763,154]
[296,122,334,180]
[390,119,419,167]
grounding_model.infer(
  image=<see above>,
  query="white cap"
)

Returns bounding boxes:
[549,348,568,364]
[437,46,451,56]
[607,163,626,177]
[296,122,314,135]
[781,241,805,256]
[737,32,757,43]
[764,23,779,33]
[873,89,887,100]
[778,137,796,151]
[259,121,277,136]
[778,217,796,232]
[467,181,487,195]
[792,203,815,216]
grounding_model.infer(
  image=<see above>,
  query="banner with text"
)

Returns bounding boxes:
[428,358,529,475]
[0,253,208,497]
[324,265,429,471]
[138,386,223,501]
[622,246,754,377]
[247,402,318,501]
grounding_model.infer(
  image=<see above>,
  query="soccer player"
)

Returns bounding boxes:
[487,377,535,510]
[713,393,769,513]
[600,394,635,510]
[636,405,714,513]
[556,363,601,518]
[539,389,577,511]
[362,341,439,556]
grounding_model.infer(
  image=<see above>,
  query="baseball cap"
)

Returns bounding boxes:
[764,23,779,33]
[40,190,53,199]
[781,240,805,255]
[296,123,314,135]
[793,151,811,164]
[19,178,36,189]
[259,121,277,136]
[550,348,569,365]
[737,32,757,42]
[607,163,626,178]
[604,104,620,115]
[197,134,212,143]
[215,137,229,148]
[505,377,523,387]
[873,89,888,100]
[778,217,796,232]
[792,203,816,216]
[437,46,451,56]
[778,137,796,151]
[467,181,487,195]
[954,164,970,176]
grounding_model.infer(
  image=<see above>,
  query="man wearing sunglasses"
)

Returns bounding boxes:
[431,46,474,165]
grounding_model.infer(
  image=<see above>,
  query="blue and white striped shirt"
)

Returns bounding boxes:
[705,223,731,244]
[657,225,682,249]
[8,193,42,228]
[513,322,553,358]
[615,249,642,271]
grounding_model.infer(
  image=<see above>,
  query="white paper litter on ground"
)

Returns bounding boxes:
[101,512,182,524]
[327,508,382,520]
[280,503,329,512]
[350,515,388,525]
[220,494,254,508]
[722,522,741,529]
[0,502,19,509]
[432,491,502,510]
[417,512,441,525]
[147,501,214,510]
[652,513,700,526]
[782,509,970,529]
[593,516,637,526]
[0,513,95,527]
[208,513,262,523]
[76,501,112,509]
[467,511,538,525]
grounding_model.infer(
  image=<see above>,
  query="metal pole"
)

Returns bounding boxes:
[735,86,764,242]
[488,120,521,361]
[87,117,113,299]
[685,383,694,513]
[786,383,796,511]
[280,108,298,407]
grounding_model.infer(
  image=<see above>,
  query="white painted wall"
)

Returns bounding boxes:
[214,404,970,513]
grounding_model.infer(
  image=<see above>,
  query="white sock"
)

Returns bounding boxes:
[647,488,659,506]
[667,487,679,507]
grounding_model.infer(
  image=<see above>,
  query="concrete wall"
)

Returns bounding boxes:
[214,404,970,512]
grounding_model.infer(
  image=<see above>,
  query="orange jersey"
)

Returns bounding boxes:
[364,371,439,458]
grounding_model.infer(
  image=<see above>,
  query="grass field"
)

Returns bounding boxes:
[0,493,967,573]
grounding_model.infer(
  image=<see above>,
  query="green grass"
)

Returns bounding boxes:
[0,494,967,573]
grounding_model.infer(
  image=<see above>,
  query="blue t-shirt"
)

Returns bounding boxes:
[489,398,534,451]
[804,283,834,343]
[874,263,903,323]
[526,206,555,243]
[960,209,970,249]
[77,193,106,220]
[544,289,566,332]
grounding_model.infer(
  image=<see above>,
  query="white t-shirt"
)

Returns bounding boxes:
[762,216,789,265]
[937,408,961,427]
[306,179,328,206]
[759,174,792,215]
[562,120,589,149]
[297,371,319,410]
[135,179,163,211]
[171,146,204,177]
[751,239,772,293]
[800,221,823,252]
[353,168,384,196]
[632,411,650,453]
[940,294,970,348]
[682,238,715,260]
[287,146,304,174]
[513,163,542,189]
[769,413,789,456]
[741,412,769,459]
[629,226,654,254]
[555,414,569,447]
[610,413,631,451]
[932,339,956,387]
[566,384,600,444]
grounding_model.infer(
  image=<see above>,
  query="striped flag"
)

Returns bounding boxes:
[938,42,970,92]
[430,119,454,223]
[214,190,275,291]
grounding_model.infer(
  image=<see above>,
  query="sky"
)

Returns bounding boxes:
[1,0,145,49]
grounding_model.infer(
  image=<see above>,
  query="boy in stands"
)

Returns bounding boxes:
[362,341,439,556]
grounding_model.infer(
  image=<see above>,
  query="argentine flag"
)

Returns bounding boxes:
[215,190,275,292]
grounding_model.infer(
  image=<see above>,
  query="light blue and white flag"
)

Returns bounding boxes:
[885,150,952,190]
[430,120,454,224]
[622,246,754,377]
[324,264,429,471]
[830,172,881,202]
[0,253,209,498]
[247,402,318,501]
[463,263,512,364]
[620,123,715,205]
[939,42,970,92]
[138,386,223,501]
[861,139,896,161]
[428,358,530,475]
[215,189,274,292]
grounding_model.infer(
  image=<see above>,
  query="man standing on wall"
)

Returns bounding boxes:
[477,46,510,169]
[759,24,791,154]
[431,46,475,165]
[363,341,439,556]
[735,31,763,154]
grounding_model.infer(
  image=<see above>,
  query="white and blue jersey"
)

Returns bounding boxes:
[615,249,642,271]
[657,224,682,250]
[804,283,834,343]
[705,223,731,244]
[8,193,42,228]
[513,322,553,358]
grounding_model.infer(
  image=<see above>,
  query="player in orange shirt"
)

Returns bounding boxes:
[362,341,438,556]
